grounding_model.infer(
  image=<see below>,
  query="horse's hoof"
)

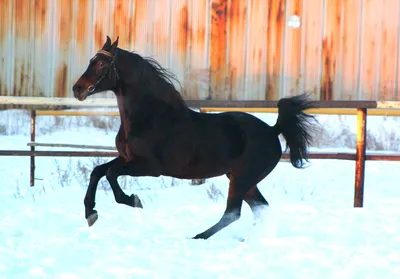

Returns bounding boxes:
[130,194,143,208]
[87,212,98,227]
[192,233,206,240]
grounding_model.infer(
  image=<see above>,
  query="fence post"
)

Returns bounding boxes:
[354,108,367,207]
[30,110,36,187]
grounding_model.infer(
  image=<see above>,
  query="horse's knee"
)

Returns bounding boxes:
[105,167,117,182]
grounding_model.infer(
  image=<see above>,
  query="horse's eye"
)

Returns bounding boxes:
[99,61,105,67]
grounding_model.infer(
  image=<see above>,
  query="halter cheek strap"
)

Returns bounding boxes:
[87,49,120,94]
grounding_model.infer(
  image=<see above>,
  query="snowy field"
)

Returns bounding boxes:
[1,110,400,279]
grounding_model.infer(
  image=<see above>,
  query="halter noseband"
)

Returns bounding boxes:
[87,49,120,94]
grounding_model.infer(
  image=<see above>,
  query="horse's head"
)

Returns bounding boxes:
[72,36,120,101]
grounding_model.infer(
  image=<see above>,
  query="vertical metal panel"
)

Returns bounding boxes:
[265,0,285,100]
[153,0,170,67]
[93,0,111,51]
[13,0,35,97]
[131,0,153,56]
[186,0,209,100]
[378,0,399,100]
[92,0,115,99]
[73,0,94,85]
[244,0,267,100]
[110,0,133,50]
[282,0,303,97]
[52,0,73,98]
[341,0,362,100]
[228,0,246,100]
[301,0,323,99]
[170,0,189,97]
[0,0,13,96]
[210,0,228,100]
[359,0,381,100]
[33,0,52,97]
[321,0,342,100]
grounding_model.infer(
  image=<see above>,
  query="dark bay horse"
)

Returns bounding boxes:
[72,36,318,239]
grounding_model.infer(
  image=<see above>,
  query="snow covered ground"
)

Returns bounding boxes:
[1,110,400,279]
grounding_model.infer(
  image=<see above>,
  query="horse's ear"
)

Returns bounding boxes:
[110,36,119,54]
[102,36,112,50]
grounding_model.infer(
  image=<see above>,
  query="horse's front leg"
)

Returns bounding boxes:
[86,157,161,226]
[84,157,122,226]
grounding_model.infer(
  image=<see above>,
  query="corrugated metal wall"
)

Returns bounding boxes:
[0,0,399,101]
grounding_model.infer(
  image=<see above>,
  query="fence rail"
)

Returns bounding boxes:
[1,96,400,208]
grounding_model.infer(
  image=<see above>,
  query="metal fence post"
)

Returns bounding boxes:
[30,110,36,186]
[354,108,367,207]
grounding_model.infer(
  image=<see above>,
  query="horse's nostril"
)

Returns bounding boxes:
[73,84,83,94]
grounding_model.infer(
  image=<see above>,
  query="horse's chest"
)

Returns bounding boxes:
[115,124,135,162]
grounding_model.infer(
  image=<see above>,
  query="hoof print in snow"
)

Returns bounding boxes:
[87,212,98,227]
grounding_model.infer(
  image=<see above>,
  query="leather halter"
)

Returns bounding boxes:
[87,49,120,94]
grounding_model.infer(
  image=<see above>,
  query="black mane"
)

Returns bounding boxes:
[117,48,188,110]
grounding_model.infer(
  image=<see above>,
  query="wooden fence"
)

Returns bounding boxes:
[1,96,400,207]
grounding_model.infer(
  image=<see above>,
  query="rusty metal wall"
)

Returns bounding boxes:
[0,0,399,101]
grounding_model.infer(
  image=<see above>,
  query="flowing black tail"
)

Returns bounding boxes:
[274,94,318,168]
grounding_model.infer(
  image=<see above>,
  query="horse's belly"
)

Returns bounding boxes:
[166,164,229,179]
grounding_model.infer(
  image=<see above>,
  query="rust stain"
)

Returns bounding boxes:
[131,0,137,44]
[112,0,132,49]
[19,64,25,96]
[14,0,31,38]
[13,64,26,97]
[228,0,246,99]
[0,0,11,44]
[190,0,207,54]
[320,0,341,100]
[132,0,154,55]
[94,23,104,50]
[58,0,72,51]
[245,0,267,99]
[152,1,169,66]
[341,0,361,99]
[321,38,333,100]
[34,0,48,37]
[179,5,189,53]
[188,0,208,99]
[132,0,150,51]
[282,0,303,96]
[55,63,68,97]
[265,0,285,100]
[76,0,90,47]
[196,28,205,46]
[210,0,228,99]
[94,0,109,50]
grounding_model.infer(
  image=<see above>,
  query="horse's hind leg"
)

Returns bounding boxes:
[193,175,247,240]
[228,173,269,221]
[193,156,279,239]
[244,186,269,223]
